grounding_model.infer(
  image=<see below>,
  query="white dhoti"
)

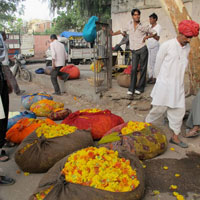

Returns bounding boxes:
[145,105,185,135]
[147,45,159,78]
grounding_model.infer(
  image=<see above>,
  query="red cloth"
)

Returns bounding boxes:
[178,20,199,37]
[62,109,124,139]
[123,65,132,75]
[60,65,80,80]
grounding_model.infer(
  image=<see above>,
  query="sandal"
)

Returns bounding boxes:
[3,141,16,148]
[0,176,15,185]
[0,150,9,162]
[184,129,200,138]
[169,138,188,148]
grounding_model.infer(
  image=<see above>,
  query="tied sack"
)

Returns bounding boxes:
[6,118,55,144]
[21,93,53,110]
[15,124,94,173]
[30,99,64,117]
[98,121,168,160]
[59,65,80,80]
[62,109,124,139]
[47,108,72,121]
[29,148,145,200]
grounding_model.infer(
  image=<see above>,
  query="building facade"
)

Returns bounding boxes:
[111,0,200,47]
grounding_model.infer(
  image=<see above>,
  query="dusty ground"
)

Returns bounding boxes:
[1,64,200,200]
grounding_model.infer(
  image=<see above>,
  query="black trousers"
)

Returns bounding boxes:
[51,66,68,93]
[129,45,148,93]
[0,80,9,148]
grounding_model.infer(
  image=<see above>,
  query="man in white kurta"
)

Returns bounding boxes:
[147,13,162,84]
[145,20,200,148]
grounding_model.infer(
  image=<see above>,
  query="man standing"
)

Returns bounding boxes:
[1,31,25,96]
[147,13,162,84]
[0,33,15,185]
[112,8,157,96]
[145,20,199,148]
[50,34,69,95]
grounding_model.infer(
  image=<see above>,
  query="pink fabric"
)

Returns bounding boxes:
[178,20,199,37]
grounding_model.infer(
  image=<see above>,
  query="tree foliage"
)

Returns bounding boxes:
[45,0,111,33]
[0,0,24,24]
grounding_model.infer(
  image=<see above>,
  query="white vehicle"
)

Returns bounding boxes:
[46,35,95,66]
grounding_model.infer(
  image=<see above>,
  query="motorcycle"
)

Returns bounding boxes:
[10,54,32,82]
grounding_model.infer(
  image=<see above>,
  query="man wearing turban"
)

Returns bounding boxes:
[145,20,199,148]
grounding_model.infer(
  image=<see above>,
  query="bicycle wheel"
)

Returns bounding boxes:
[20,68,32,82]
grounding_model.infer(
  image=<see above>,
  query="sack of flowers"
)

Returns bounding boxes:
[6,118,55,144]
[62,109,124,139]
[30,99,64,117]
[15,124,94,173]
[30,147,145,200]
[47,108,72,121]
[21,93,53,110]
[7,111,36,130]
[98,121,168,160]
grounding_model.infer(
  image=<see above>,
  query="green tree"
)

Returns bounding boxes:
[47,0,111,21]
[0,0,24,29]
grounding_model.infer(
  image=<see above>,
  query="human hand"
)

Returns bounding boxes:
[143,36,148,43]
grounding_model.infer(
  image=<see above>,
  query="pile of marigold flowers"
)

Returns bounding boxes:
[35,185,54,200]
[36,124,77,139]
[62,147,140,192]
[121,121,151,135]
[79,108,102,113]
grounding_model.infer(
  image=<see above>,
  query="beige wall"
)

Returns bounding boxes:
[111,0,200,48]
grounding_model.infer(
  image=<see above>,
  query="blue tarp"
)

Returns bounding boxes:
[60,31,83,38]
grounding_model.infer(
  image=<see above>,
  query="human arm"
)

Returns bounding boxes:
[110,30,123,36]
[50,43,56,68]
[141,24,157,42]
[154,42,168,78]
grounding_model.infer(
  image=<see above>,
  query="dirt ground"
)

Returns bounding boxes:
[1,66,200,200]
[144,152,200,199]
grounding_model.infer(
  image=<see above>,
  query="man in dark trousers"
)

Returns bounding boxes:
[50,34,69,95]
[1,31,25,96]
[0,33,15,185]
[112,8,157,96]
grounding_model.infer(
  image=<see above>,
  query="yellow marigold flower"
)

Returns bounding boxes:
[80,108,101,113]
[163,166,168,170]
[24,172,30,176]
[121,121,151,135]
[153,190,160,195]
[170,147,175,151]
[61,147,140,192]
[175,173,180,177]
[36,124,77,139]
[170,185,178,190]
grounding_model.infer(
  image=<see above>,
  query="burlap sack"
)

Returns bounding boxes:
[29,150,145,200]
[117,73,131,88]
[15,130,94,173]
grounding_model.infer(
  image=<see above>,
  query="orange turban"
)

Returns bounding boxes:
[178,20,199,37]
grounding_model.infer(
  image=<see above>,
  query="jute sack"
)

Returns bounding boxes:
[15,129,94,173]
[29,149,145,200]
[117,73,131,88]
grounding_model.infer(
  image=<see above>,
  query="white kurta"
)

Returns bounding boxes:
[147,24,162,78]
[151,38,190,108]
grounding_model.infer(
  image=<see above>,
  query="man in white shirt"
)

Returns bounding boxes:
[50,34,69,95]
[145,20,200,148]
[111,8,157,96]
[1,31,25,96]
[147,13,162,84]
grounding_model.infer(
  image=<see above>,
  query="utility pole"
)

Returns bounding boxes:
[160,0,200,95]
